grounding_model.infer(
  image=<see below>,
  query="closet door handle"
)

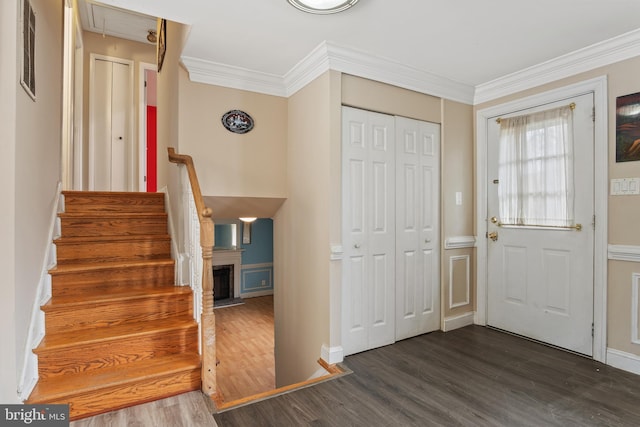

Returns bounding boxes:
[354,243,361,249]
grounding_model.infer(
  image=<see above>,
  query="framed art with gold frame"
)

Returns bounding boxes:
[157,19,166,72]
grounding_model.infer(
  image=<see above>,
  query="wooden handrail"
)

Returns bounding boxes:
[168,147,216,397]
[168,147,212,221]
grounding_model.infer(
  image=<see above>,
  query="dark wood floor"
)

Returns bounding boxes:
[215,325,640,426]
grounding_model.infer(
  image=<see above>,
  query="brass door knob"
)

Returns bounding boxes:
[488,231,498,241]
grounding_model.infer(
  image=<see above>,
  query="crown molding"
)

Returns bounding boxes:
[182,29,640,105]
[285,41,475,103]
[474,28,640,104]
[181,56,287,97]
[181,41,476,103]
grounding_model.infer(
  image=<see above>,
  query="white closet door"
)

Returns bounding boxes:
[395,117,440,340]
[92,59,112,191]
[342,106,396,356]
[90,58,131,191]
[109,61,130,191]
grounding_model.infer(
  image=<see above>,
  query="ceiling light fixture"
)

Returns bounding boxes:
[239,217,257,223]
[287,0,359,14]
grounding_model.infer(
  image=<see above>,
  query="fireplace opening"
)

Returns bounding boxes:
[213,264,233,301]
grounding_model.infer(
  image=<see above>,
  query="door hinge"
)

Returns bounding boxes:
[592,214,596,229]
[592,323,594,337]
[592,106,596,122]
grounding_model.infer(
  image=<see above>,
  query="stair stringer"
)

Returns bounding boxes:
[18,182,63,401]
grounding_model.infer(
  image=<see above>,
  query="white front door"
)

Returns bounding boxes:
[395,116,440,340]
[90,57,132,191]
[342,107,396,356]
[487,93,595,356]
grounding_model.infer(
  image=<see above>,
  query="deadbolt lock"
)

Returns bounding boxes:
[488,231,498,241]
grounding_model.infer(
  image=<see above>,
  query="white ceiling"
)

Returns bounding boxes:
[87,0,640,102]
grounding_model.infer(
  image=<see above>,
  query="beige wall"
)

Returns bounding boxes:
[156,20,186,192]
[342,74,441,123]
[475,56,640,356]
[441,100,475,318]
[81,31,155,189]
[274,71,335,386]
[178,73,287,198]
[157,20,189,276]
[7,0,64,402]
[1,0,19,404]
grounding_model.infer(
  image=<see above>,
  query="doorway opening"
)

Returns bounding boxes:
[141,63,157,192]
[213,218,276,403]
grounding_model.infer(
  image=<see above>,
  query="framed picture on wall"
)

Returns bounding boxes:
[616,92,640,162]
[21,0,36,100]
[157,19,166,72]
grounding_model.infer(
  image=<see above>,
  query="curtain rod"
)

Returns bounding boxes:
[496,102,576,124]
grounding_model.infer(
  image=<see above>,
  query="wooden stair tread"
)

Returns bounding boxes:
[63,190,164,197]
[35,316,197,352]
[33,191,200,418]
[28,353,200,402]
[62,191,165,214]
[59,212,167,218]
[49,259,175,275]
[54,234,171,243]
[43,286,192,309]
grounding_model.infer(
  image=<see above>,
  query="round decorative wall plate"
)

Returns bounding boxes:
[221,110,254,134]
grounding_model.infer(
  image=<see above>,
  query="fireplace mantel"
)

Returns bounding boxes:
[212,248,243,298]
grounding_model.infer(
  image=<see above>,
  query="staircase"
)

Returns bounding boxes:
[27,191,201,420]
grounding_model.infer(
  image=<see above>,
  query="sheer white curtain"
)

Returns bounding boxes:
[498,105,575,227]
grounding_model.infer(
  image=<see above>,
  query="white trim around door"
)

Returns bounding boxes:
[139,62,156,191]
[88,53,135,191]
[475,76,608,363]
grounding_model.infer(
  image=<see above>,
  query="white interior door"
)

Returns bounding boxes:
[487,93,595,356]
[90,57,131,191]
[342,107,441,356]
[395,117,440,340]
[342,107,396,356]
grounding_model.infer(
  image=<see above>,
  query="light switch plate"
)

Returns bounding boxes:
[611,178,640,195]
[455,192,462,206]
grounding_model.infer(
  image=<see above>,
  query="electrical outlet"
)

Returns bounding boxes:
[455,192,462,206]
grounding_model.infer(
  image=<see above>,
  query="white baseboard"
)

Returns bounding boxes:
[18,183,62,400]
[321,344,344,365]
[606,348,640,376]
[443,311,475,332]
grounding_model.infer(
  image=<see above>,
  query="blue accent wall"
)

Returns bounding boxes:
[240,219,274,295]
[240,219,273,264]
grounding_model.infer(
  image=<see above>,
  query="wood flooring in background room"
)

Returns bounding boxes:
[215,295,275,403]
